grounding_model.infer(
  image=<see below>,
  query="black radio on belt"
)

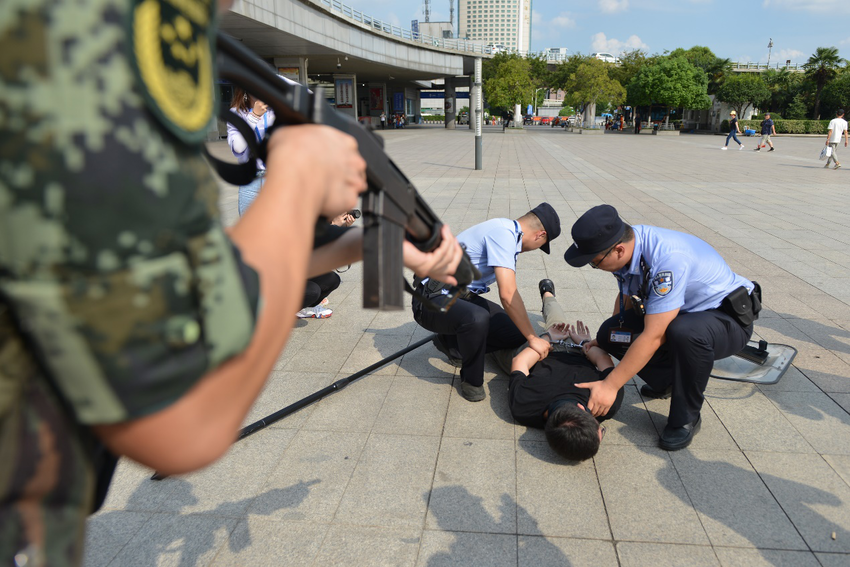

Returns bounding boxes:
[630,294,646,316]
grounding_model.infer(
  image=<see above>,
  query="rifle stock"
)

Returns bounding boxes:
[215,33,477,310]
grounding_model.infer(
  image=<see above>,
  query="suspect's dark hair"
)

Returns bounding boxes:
[544,405,601,461]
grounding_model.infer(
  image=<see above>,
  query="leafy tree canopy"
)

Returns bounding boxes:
[565,57,626,110]
[715,74,772,117]
[627,56,711,114]
[483,56,535,112]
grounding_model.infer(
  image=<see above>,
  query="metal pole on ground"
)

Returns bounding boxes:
[474,57,483,170]
[150,334,437,481]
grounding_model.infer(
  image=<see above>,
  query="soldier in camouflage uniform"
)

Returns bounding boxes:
[0,1,463,565]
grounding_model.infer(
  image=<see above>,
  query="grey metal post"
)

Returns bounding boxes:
[474,57,482,170]
[444,77,456,130]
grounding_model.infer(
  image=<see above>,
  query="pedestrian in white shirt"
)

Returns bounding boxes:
[825,109,849,170]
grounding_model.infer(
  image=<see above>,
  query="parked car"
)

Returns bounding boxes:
[591,52,619,64]
[540,117,551,125]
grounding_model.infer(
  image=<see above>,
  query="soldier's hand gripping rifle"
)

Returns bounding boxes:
[208,33,479,310]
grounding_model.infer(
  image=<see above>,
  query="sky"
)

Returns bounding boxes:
[348,0,850,65]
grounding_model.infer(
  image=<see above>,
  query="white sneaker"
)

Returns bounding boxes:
[721,146,728,150]
[739,145,744,150]
[296,305,333,319]
[319,297,330,307]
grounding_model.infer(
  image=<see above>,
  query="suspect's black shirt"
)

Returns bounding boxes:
[508,350,622,429]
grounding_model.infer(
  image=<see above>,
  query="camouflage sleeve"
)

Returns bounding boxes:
[0,0,260,424]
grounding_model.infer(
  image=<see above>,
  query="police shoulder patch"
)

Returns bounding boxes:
[127,0,216,145]
[652,270,674,297]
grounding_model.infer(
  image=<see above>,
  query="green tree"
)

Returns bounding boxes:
[715,74,772,118]
[608,49,650,89]
[761,68,797,113]
[784,94,809,120]
[803,47,846,119]
[669,46,731,94]
[550,53,591,91]
[821,69,850,117]
[628,57,711,124]
[483,56,535,115]
[565,58,625,125]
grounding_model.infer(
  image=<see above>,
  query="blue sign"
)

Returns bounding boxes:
[411,20,419,33]
[394,92,404,112]
[527,104,533,116]
[420,92,470,99]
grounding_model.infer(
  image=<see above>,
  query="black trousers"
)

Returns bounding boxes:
[303,272,341,308]
[413,293,526,387]
[596,308,752,427]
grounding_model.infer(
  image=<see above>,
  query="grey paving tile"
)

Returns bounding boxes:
[208,518,327,566]
[107,513,238,567]
[669,449,806,549]
[755,365,820,393]
[616,542,719,567]
[372,376,452,436]
[713,547,821,567]
[823,454,850,488]
[339,333,412,376]
[313,525,421,567]
[301,374,394,433]
[98,459,180,512]
[707,390,814,453]
[816,552,850,567]
[427,438,517,534]
[746,451,850,552]
[442,378,516,440]
[595,445,710,545]
[249,429,368,522]
[764,391,850,454]
[83,511,152,567]
[395,342,459,378]
[518,536,616,566]
[415,531,516,567]
[334,434,440,529]
[516,441,610,539]
[157,428,296,516]
[241,371,336,429]
[604,384,662,447]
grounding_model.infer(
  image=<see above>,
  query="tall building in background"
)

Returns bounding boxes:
[458,0,532,52]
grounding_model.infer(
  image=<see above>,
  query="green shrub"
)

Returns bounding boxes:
[751,113,782,121]
[738,119,830,134]
[720,119,730,133]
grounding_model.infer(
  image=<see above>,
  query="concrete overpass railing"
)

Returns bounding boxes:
[318,0,492,55]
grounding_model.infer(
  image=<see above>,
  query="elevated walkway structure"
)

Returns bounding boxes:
[219,0,488,129]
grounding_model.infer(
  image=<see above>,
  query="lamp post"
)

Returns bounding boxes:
[533,87,545,116]
[767,38,773,67]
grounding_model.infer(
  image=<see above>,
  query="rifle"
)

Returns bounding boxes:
[208,33,479,311]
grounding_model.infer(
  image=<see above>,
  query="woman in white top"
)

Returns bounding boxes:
[227,87,276,215]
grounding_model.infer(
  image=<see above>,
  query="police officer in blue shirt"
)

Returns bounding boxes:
[413,203,561,402]
[564,205,760,450]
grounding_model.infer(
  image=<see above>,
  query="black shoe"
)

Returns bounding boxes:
[640,384,673,399]
[539,279,555,299]
[659,416,701,451]
[754,147,760,151]
[433,335,462,368]
[460,382,486,402]
[768,147,775,152]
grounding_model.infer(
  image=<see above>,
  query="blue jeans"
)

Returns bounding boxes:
[725,131,741,147]
[238,176,264,216]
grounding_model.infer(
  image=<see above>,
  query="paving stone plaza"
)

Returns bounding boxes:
[85,127,850,566]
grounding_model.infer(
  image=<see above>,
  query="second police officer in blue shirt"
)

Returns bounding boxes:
[413,203,561,402]
[564,205,761,450]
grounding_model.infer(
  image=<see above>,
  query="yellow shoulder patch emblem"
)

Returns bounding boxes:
[128,0,215,145]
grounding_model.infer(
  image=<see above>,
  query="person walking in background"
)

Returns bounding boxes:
[380,111,386,129]
[634,111,641,134]
[722,110,744,150]
[825,109,849,169]
[228,87,275,215]
[754,113,776,152]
